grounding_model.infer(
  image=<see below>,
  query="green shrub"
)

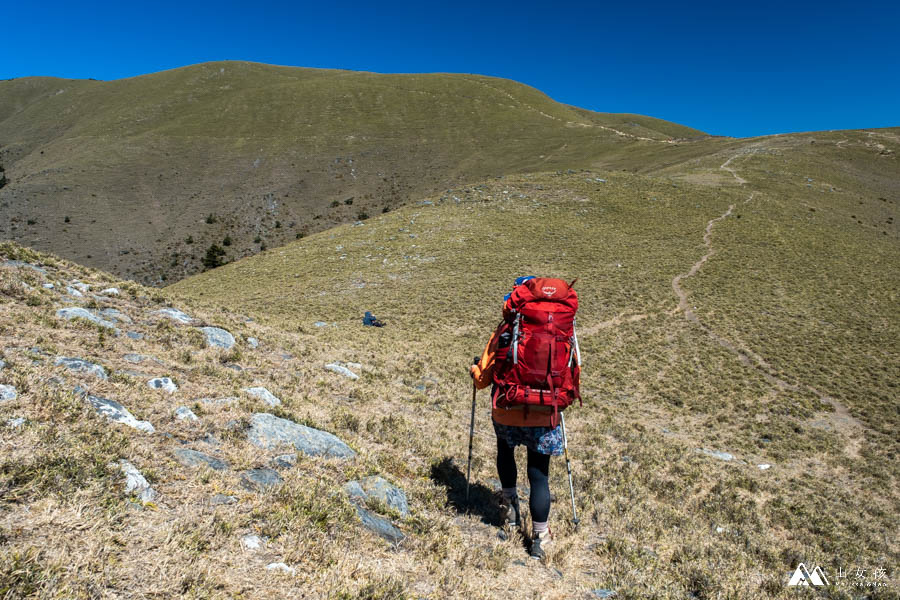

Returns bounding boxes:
[201,244,226,270]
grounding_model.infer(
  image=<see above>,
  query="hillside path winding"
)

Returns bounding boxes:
[669,175,864,456]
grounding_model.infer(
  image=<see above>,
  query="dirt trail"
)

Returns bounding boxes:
[720,155,747,184]
[670,166,865,456]
[579,312,650,336]
[672,204,734,324]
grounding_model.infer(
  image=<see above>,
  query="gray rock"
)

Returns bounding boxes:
[0,385,15,402]
[758,463,772,470]
[124,353,146,364]
[100,308,132,323]
[55,356,108,380]
[0,359,5,370]
[57,307,117,330]
[118,460,157,503]
[147,377,177,394]
[324,363,359,380]
[344,476,409,517]
[246,337,259,349]
[241,534,265,550]
[224,364,243,371]
[355,505,404,543]
[265,562,296,576]
[247,413,355,458]
[84,393,154,433]
[126,331,144,340]
[42,283,54,289]
[241,468,283,491]
[698,448,735,462]
[2,260,47,274]
[70,281,91,293]
[173,448,228,471]
[7,417,26,428]
[313,321,328,327]
[154,307,195,324]
[199,326,235,350]
[100,287,120,296]
[270,453,299,469]
[210,493,238,506]
[175,406,199,421]
[243,387,281,407]
[592,590,617,599]
[65,286,84,297]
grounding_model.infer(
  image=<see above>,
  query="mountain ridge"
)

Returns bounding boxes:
[1,61,710,285]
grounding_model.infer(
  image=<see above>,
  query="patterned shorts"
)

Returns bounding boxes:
[493,420,564,456]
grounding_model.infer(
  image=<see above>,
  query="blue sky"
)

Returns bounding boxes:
[6,0,898,137]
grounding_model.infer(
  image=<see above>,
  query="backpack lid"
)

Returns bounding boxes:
[504,277,577,313]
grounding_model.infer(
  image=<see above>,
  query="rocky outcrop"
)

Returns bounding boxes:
[153,308,196,324]
[324,362,359,380]
[354,506,404,544]
[55,357,108,380]
[174,406,199,421]
[117,460,157,504]
[0,384,17,402]
[56,307,117,330]
[243,387,281,407]
[173,448,228,471]
[199,326,235,350]
[344,476,409,517]
[147,377,177,394]
[82,392,155,433]
[246,413,355,458]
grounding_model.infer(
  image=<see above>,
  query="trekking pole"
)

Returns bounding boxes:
[560,412,579,529]
[465,357,478,506]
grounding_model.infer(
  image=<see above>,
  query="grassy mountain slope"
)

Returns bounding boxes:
[167,129,898,597]
[0,61,706,285]
[1,130,898,597]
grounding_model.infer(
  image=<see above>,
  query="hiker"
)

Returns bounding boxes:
[470,276,581,559]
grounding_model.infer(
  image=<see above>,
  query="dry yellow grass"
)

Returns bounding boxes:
[2,127,899,599]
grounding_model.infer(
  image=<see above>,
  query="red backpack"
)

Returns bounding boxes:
[492,277,581,420]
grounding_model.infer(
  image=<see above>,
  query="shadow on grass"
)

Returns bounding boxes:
[429,457,499,526]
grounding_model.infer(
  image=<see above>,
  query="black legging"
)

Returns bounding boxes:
[496,437,551,522]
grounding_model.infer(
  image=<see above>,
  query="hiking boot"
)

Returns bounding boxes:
[499,494,521,530]
[530,529,553,560]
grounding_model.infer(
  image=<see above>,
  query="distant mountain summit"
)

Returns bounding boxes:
[0,61,706,284]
